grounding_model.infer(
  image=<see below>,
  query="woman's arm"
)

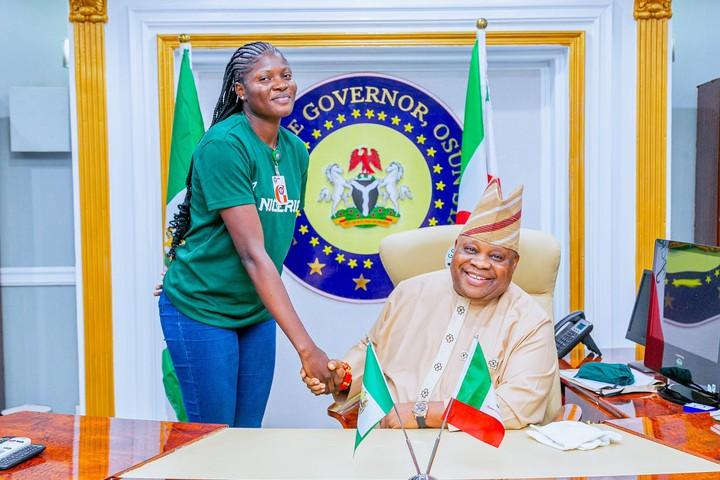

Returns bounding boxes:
[221,204,332,385]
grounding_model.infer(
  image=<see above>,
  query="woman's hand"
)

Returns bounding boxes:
[299,346,334,389]
[153,268,166,296]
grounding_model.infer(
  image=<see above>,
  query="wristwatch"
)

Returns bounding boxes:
[412,401,428,428]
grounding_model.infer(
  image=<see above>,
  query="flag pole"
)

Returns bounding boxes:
[423,397,454,476]
[476,17,498,191]
[391,405,421,475]
[179,33,191,63]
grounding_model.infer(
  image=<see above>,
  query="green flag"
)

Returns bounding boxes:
[354,343,395,452]
[162,45,205,422]
[164,47,205,259]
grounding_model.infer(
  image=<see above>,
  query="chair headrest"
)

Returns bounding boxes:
[379,226,561,317]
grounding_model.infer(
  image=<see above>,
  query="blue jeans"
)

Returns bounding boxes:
[158,292,276,427]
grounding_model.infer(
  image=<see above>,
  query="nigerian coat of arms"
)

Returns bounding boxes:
[318,146,413,228]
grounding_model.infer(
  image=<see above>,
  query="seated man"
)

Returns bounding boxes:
[302,181,559,429]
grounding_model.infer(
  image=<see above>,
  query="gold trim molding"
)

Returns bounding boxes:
[634,0,672,20]
[634,0,671,360]
[69,0,107,23]
[69,1,114,416]
[157,32,585,358]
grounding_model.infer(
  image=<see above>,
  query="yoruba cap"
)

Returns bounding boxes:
[459,179,523,253]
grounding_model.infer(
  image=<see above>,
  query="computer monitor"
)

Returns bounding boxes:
[625,269,653,346]
[647,240,720,399]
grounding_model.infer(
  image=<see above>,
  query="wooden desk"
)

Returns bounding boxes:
[0,411,715,480]
[559,349,720,467]
[563,383,683,422]
[0,411,225,479]
[607,412,720,464]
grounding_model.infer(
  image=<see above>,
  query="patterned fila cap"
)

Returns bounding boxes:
[459,179,523,253]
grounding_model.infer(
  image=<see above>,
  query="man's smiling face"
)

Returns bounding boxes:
[450,235,518,302]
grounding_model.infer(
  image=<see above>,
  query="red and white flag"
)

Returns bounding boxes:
[444,338,505,447]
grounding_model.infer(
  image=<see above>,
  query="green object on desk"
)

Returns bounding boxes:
[575,363,635,386]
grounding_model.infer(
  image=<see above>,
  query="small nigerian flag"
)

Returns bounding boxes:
[355,342,394,452]
[444,337,505,447]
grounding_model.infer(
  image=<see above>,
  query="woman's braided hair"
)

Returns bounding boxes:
[167,42,285,261]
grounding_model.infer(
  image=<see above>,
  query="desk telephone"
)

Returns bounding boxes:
[0,437,45,470]
[554,311,602,358]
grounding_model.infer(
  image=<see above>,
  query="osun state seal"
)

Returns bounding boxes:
[282,74,462,302]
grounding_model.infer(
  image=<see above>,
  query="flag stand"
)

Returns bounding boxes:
[392,406,421,476]
[406,399,454,480]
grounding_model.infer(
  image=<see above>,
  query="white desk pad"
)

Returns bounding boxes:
[122,425,720,479]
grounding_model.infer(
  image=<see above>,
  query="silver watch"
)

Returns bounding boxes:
[412,401,428,428]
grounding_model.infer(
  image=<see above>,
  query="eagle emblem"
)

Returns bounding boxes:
[318,146,413,228]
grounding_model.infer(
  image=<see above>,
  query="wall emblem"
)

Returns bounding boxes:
[282,74,462,301]
[319,148,412,228]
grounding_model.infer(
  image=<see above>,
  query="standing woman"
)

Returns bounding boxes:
[159,42,331,427]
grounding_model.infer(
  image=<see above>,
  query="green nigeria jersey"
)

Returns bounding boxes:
[164,113,308,328]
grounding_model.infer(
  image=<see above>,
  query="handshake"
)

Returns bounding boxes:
[301,359,435,429]
[300,360,352,396]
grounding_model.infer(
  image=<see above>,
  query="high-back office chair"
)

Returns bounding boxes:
[327,226,573,428]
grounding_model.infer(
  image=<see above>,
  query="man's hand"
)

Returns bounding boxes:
[300,359,346,395]
[299,347,334,390]
[380,402,416,429]
[300,367,326,395]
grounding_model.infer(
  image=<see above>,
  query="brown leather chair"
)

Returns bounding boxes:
[328,226,573,427]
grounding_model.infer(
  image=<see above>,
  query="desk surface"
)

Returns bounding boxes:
[120,425,720,480]
[607,412,720,463]
[0,411,225,479]
[0,410,716,480]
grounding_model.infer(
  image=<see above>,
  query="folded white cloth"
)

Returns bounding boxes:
[526,421,622,451]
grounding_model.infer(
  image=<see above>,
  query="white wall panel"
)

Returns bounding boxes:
[0,0,77,415]
[1,286,78,414]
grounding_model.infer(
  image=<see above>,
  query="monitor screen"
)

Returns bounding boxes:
[646,240,720,395]
[625,269,652,346]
